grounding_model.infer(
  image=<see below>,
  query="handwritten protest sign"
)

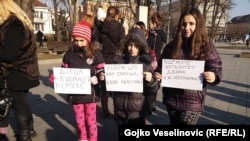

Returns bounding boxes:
[53,67,91,94]
[161,59,205,90]
[104,64,143,92]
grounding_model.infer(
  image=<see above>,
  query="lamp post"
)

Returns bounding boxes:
[166,0,172,44]
[167,14,171,44]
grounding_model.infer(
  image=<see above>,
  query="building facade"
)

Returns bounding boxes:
[34,0,54,35]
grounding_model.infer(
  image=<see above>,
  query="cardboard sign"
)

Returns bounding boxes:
[104,64,143,92]
[161,59,205,90]
[53,67,91,94]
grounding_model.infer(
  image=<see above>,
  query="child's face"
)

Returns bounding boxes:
[181,14,196,38]
[73,37,88,47]
[127,43,139,56]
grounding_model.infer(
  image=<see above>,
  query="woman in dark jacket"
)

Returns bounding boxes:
[147,14,167,112]
[98,6,125,118]
[100,28,160,125]
[154,7,222,125]
[0,0,40,140]
[147,13,167,61]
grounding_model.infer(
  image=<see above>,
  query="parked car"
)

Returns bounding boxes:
[231,39,244,44]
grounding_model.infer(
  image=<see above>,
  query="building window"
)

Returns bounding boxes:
[34,23,44,31]
[35,11,39,18]
[40,12,43,18]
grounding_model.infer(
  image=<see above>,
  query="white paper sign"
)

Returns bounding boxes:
[161,59,205,90]
[104,64,143,92]
[53,67,91,94]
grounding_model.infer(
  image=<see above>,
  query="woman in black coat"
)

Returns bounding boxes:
[0,0,40,140]
[98,6,126,118]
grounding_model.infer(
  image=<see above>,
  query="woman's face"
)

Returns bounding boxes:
[127,43,139,56]
[181,14,196,38]
[73,37,88,47]
[148,20,156,30]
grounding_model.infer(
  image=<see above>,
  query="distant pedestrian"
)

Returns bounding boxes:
[246,39,249,47]
[36,30,44,48]
[154,7,222,125]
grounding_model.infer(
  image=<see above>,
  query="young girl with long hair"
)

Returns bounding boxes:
[154,7,222,125]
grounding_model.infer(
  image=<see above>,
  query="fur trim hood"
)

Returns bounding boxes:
[0,15,40,80]
[115,28,152,65]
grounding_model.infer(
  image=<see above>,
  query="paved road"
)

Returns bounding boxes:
[5,47,250,141]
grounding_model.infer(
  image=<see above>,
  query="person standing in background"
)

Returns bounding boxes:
[81,13,102,43]
[99,6,125,118]
[148,13,167,61]
[0,0,40,140]
[154,7,222,125]
[147,13,167,111]
[36,30,44,48]
[134,21,149,39]
[147,13,167,112]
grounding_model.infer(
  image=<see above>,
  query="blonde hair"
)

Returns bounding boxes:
[0,0,34,30]
[81,14,95,28]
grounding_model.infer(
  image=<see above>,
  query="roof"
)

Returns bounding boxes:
[34,0,48,7]
[231,14,250,23]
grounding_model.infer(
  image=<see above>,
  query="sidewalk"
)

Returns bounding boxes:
[5,48,250,141]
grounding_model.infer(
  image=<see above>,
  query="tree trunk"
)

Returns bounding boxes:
[53,0,61,41]
[14,0,34,23]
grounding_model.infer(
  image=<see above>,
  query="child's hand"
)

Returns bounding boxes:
[143,72,152,82]
[154,72,162,82]
[99,72,105,80]
[91,76,98,85]
[203,71,216,83]
[48,74,55,83]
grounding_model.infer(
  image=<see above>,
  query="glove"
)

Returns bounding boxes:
[48,73,55,83]
[90,76,98,85]
[61,63,69,68]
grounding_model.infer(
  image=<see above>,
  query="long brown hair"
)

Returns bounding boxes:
[105,6,119,21]
[171,7,208,60]
[149,13,163,27]
[84,42,99,59]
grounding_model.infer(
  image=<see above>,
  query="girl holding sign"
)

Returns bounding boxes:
[99,28,160,125]
[50,21,105,141]
[154,7,222,125]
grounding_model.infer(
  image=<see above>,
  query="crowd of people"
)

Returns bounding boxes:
[0,1,222,141]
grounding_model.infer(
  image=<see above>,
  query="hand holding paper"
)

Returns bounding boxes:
[48,73,55,83]
[143,72,152,82]
[91,76,98,85]
[203,71,216,83]
[154,72,162,82]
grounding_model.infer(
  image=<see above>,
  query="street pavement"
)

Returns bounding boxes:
[4,47,250,141]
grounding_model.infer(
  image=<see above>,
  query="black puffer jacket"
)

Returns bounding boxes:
[113,28,160,119]
[113,55,160,119]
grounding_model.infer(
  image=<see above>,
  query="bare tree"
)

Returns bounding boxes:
[53,0,61,41]
[14,0,34,23]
